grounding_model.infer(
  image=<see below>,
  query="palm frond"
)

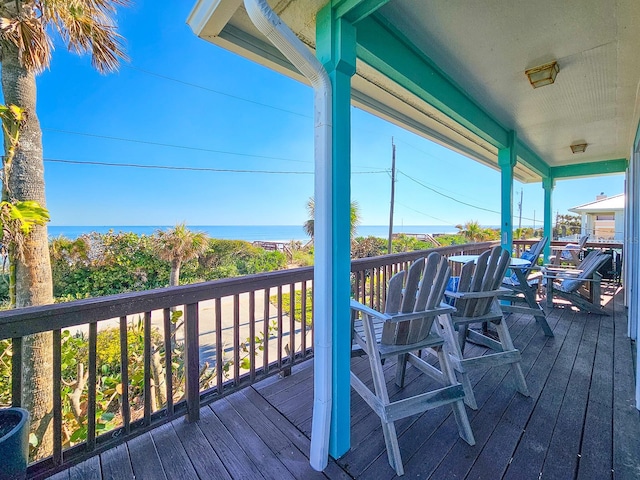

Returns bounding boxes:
[0,14,52,72]
[45,0,129,73]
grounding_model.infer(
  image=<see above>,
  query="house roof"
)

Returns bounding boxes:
[187,0,639,183]
[569,194,625,213]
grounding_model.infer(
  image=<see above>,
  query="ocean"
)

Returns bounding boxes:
[47,225,458,243]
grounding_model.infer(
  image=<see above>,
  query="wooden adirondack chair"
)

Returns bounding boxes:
[350,252,475,476]
[500,237,554,336]
[439,246,529,409]
[544,250,611,315]
[551,234,589,266]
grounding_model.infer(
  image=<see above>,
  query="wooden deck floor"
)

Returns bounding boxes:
[49,285,640,479]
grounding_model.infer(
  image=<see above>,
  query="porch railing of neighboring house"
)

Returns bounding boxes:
[0,241,500,478]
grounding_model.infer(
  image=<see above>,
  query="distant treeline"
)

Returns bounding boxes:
[0,224,524,304]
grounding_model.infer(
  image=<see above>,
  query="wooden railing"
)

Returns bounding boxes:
[0,241,498,478]
[513,239,624,259]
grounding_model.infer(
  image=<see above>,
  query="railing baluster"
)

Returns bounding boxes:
[143,311,152,426]
[301,280,307,357]
[163,308,174,416]
[375,267,382,311]
[185,303,200,422]
[11,337,22,407]
[233,294,240,385]
[382,265,388,309]
[277,285,283,369]
[289,282,296,367]
[52,329,62,465]
[263,288,270,374]
[249,291,256,382]
[215,298,223,394]
[119,316,130,435]
[87,321,97,451]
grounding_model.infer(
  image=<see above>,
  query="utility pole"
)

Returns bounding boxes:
[387,138,396,254]
[533,210,536,231]
[517,188,523,232]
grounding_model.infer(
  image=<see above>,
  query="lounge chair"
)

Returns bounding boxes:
[350,253,475,476]
[439,246,529,409]
[500,237,554,336]
[550,234,589,266]
[544,250,610,315]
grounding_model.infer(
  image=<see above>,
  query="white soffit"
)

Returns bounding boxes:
[381,0,640,168]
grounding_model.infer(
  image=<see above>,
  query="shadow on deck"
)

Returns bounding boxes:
[48,285,640,479]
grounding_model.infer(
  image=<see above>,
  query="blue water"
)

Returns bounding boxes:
[48,225,458,242]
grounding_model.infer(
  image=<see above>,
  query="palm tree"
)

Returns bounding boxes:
[303,197,361,240]
[0,0,128,457]
[152,224,209,287]
[455,220,489,242]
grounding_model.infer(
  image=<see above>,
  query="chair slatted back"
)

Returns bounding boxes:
[407,254,451,342]
[558,251,609,293]
[380,253,450,346]
[527,237,548,264]
[578,235,589,249]
[455,246,510,318]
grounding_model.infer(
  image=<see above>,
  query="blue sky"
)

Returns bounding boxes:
[30,1,624,228]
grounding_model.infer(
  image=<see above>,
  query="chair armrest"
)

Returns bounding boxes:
[543,267,583,276]
[386,305,456,323]
[350,300,391,321]
[445,287,510,300]
[350,300,456,323]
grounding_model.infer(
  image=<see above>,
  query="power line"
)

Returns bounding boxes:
[124,65,311,119]
[42,127,376,170]
[43,157,387,175]
[395,201,457,226]
[43,128,312,164]
[397,170,543,223]
[397,170,501,216]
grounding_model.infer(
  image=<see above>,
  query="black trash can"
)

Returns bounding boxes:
[0,408,30,480]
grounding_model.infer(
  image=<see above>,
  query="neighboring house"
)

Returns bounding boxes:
[569,193,624,242]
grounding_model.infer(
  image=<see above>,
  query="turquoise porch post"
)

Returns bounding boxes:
[498,131,516,252]
[542,176,554,262]
[316,4,356,458]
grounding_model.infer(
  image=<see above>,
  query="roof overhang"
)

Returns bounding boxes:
[188,0,640,184]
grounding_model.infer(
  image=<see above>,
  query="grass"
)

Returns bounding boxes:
[270,289,313,326]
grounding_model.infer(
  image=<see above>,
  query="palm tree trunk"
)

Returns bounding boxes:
[2,44,55,459]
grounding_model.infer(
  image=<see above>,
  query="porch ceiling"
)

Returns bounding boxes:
[188,0,640,183]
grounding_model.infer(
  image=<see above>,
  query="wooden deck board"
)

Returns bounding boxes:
[52,286,640,480]
[503,310,586,479]
[577,316,613,480]
[611,290,640,479]
[99,443,134,480]
[67,456,101,480]
[150,422,199,479]
[210,397,297,480]
[172,416,233,480]
[197,406,266,479]
[126,432,168,480]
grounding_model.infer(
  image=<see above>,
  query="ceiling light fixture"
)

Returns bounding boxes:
[570,143,588,154]
[525,61,559,88]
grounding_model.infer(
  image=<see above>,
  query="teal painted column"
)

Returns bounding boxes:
[498,131,517,252]
[542,176,555,262]
[316,4,355,459]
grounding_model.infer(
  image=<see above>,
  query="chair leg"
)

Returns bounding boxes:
[458,324,468,354]
[494,319,529,397]
[395,353,408,387]
[436,346,475,445]
[438,314,478,409]
[381,420,404,476]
